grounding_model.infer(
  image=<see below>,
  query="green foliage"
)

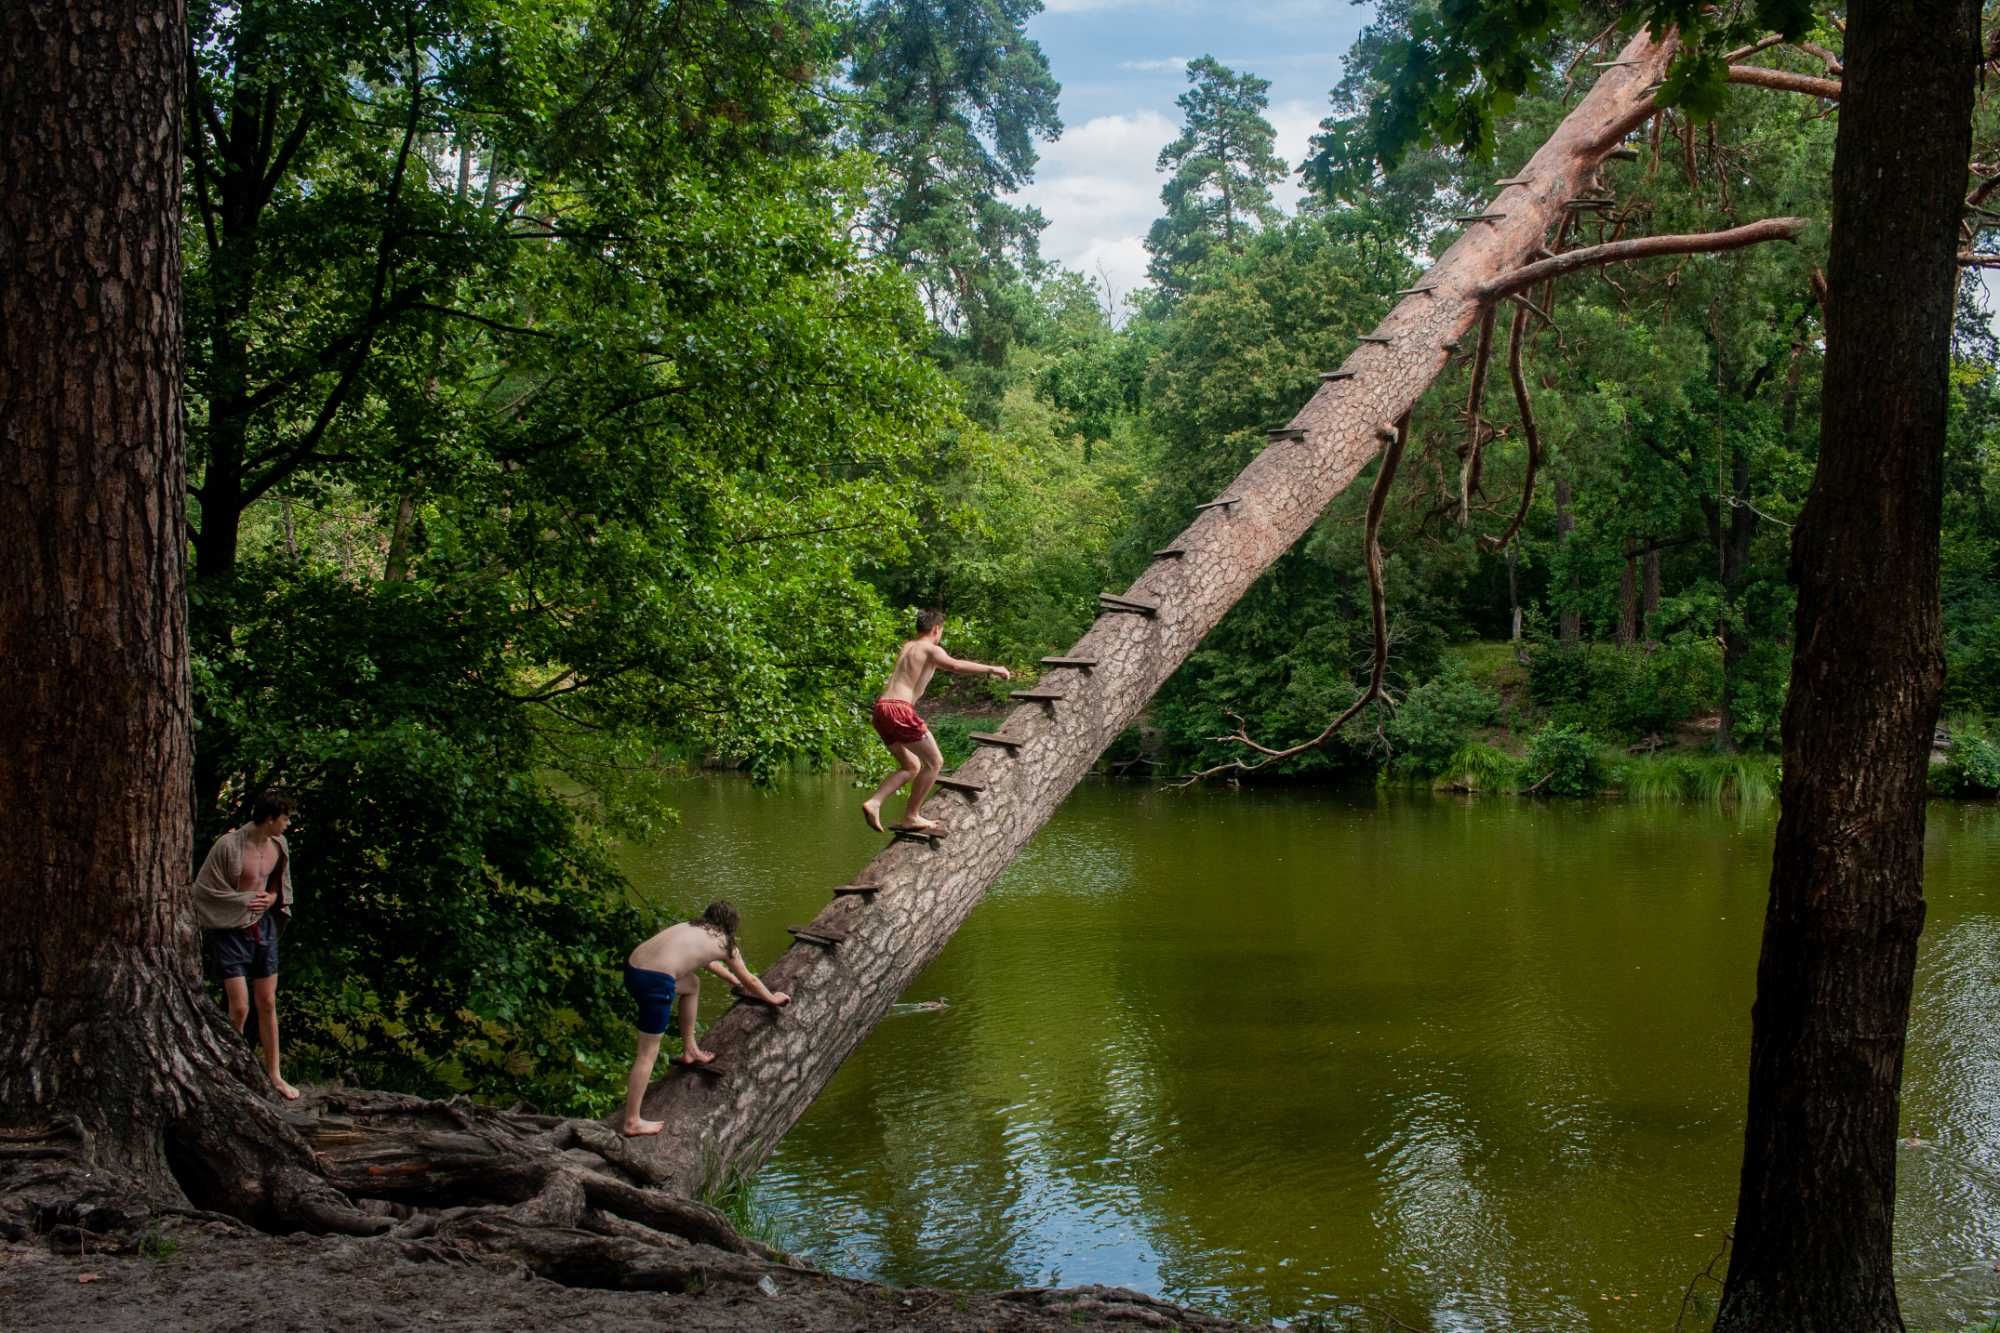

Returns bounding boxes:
[1931,726,2000,797]
[1352,0,1814,169]
[1433,741,1523,792]
[1522,723,1605,797]
[1383,666,1502,778]
[846,0,1062,376]
[1146,56,1289,295]
[192,561,647,1112]
[1524,639,1724,739]
[924,713,980,769]
[1614,752,1777,805]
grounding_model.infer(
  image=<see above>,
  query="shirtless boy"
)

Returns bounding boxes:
[862,609,1011,834]
[620,901,790,1136]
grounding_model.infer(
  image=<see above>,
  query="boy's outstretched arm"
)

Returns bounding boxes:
[728,948,790,1006]
[925,642,1011,681]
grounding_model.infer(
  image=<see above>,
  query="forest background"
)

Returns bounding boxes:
[183,0,2000,1117]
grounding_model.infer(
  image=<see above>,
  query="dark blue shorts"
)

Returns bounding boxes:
[209,916,279,980]
[624,963,677,1036]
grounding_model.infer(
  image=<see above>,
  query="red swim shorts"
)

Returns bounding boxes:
[871,698,929,746]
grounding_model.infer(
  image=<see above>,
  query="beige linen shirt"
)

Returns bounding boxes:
[192,824,294,931]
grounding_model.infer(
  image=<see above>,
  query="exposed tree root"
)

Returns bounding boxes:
[1175,415,1408,784]
[1458,307,1499,525]
[1,1083,776,1296]
[1480,299,1543,554]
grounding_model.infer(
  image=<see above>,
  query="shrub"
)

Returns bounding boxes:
[1932,728,2000,797]
[1523,723,1604,797]
[1526,638,1723,738]
[1614,752,1777,805]
[1432,742,1521,792]
[1383,667,1502,778]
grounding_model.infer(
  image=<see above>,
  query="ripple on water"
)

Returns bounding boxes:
[621,778,2000,1330]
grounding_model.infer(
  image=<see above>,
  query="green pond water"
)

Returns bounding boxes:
[619,775,2000,1330]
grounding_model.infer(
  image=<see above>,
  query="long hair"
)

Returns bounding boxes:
[693,899,739,954]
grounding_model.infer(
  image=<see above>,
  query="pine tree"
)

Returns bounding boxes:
[1145,56,1287,295]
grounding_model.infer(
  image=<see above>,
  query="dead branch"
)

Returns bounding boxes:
[1174,417,1409,785]
[1460,307,1499,524]
[1478,218,1810,301]
[1481,300,1543,553]
[1727,65,1842,100]
[1722,34,1787,62]
[1792,40,1844,75]
[1958,252,2000,267]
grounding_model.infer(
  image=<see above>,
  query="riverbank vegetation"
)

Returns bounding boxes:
[170,0,1998,1109]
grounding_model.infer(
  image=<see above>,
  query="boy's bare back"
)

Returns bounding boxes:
[628,921,727,978]
[878,638,945,705]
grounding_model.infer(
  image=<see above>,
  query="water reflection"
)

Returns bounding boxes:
[620,777,2000,1330]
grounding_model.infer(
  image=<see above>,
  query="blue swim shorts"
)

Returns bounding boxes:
[208,915,280,980]
[623,963,677,1036]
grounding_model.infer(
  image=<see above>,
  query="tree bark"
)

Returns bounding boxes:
[631,29,1685,1194]
[1616,536,1639,646]
[1642,541,1662,629]
[0,0,368,1234]
[1715,0,1977,1325]
[1554,476,1581,644]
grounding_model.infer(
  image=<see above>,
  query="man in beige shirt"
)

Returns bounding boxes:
[192,790,298,1099]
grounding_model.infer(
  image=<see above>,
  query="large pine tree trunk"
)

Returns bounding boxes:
[1715,0,1978,1325]
[633,31,1682,1194]
[0,0,365,1233]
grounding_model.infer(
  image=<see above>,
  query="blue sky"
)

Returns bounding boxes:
[1009,0,1378,306]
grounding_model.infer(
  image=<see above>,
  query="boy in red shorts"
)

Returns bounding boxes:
[861,610,1010,833]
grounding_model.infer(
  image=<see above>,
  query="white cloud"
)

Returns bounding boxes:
[1014,98,1329,309]
[1014,110,1179,304]
[1267,96,1325,210]
[1042,0,1155,12]
[1119,57,1190,72]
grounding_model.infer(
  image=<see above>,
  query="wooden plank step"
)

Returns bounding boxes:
[1153,545,1186,558]
[1562,198,1615,210]
[1267,426,1307,443]
[1356,335,1394,345]
[1040,656,1096,669]
[787,924,848,945]
[891,824,947,843]
[1493,175,1533,186]
[967,733,1022,750]
[1606,146,1640,161]
[1320,369,1356,381]
[933,776,986,795]
[832,882,882,896]
[1453,212,1507,223]
[672,1058,726,1077]
[1098,594,1158,617]
[1394,284,1437,296]
[1193,497,1238,512]
[1010,689,1064,703]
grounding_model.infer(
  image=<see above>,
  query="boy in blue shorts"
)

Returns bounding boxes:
[621,901,790,1136]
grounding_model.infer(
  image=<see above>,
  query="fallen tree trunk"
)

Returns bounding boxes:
[633,27,1689,1195]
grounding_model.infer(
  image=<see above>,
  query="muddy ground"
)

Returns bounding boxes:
[0,1218,1289,1333]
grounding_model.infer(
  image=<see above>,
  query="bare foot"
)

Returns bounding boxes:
[682,1046,715,1065]
[269,1074,301,1101]
[896,815,939,832]
[861,798,884,833]
[622,1117,665,1137]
